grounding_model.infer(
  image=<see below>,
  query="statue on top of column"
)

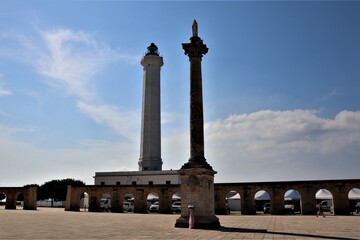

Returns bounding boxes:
[192,20,198,37]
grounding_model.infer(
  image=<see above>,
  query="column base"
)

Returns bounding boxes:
[175,215,220,229]
[174,167,220,229]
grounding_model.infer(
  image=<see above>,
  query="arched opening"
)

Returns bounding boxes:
[123,193,134,213]
[316,188,333,215]
[255,190,270,214]
[348,188,360,215]
[284,189,301,214]
[147,192,159,213]
[0,192,6,209]
[172,192,181,213]
[16,193,24,209]
[226,190,241,215]
[100,193,111,212]
[79,192,89,211]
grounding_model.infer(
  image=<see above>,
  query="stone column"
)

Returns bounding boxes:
[270,186,285,215]
[159,188,172,214]
[111,190,121,213]
[65,185,81,211]
[175,20,220,229]
[299,186,317,215]
[240,187,256,215]
[333,184,350,215]
[5,193,16,210]
[134,188,147,213]
[214,188,227,215]
[23,186,37,210]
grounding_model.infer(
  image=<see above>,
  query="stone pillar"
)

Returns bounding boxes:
[134,188,147,213]
[159,188,172,214]
[65,185,81,211]
[333,184,350,215]
[214,189,227,215]
[65,185,72,211]
[111,190,122,213]
[240,188,256,215]
[5,193,16,210]
[299,186,317,215]
[138,43,164,171]
[23,186,37,210]
[88,193,100,212]
[270,186,285,215]
[175,20,220,229]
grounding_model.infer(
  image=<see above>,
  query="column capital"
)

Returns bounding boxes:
[182,40,208,59]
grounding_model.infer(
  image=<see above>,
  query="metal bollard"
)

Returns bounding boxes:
[188,204,195,229]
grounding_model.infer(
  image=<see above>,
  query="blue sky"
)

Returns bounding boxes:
[0,1,359,186]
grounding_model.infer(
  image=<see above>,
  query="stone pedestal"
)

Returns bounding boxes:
[175,168,220,229]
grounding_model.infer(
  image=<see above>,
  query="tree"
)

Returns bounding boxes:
[38,178,85,201]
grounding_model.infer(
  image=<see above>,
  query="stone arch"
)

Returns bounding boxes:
[348,188,360,214]
[99,192,112,212]
[226,190,241,214]
[79,192,89,211]
[316,188,333,215]
[16,192,24,209]
[172,192,181,202]
[123,192,135,213]
[254,190,270,214]
[284,189,301,214]
[0,191,7,208]
[147,192,159,213]
[124,192,134,203]
[171,192,181,213]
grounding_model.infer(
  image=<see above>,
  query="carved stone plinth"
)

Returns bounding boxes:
[175,168,220,229]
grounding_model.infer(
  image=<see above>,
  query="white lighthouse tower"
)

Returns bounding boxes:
[138,43,164,171]
[94,43,179,187]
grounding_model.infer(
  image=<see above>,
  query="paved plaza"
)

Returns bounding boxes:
[0,207,359,239]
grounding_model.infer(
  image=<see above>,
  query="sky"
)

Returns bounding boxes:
[0,1,359,187]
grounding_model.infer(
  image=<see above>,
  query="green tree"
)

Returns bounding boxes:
[38,178,85,201]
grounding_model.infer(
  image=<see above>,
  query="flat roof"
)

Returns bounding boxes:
[94,170,179,177]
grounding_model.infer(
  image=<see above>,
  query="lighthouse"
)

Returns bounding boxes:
[138,43,164,171]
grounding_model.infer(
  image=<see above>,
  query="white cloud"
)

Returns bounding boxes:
[204,110,360,182]
[318,88,339,102]
[0,73,12,96]
[1,28,140,100]
[206,110,360,153]
[77,101,140,141]
[0,125,139,186]
[36,28,138,99]
[0,27,142,146]
[0,88,12,96]
[0,109,359,186]
[162,129,189,169]
[0,31,38,61]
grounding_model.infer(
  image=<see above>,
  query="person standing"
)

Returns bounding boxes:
[316,202,325,218]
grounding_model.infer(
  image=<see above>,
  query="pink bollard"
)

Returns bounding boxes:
[188,205,195,229]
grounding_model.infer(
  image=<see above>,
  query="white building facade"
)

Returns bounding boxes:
[94,170,180,186]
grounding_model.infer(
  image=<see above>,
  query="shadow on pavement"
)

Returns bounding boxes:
[218,227,357,240]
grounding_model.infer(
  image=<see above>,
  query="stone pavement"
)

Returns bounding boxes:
[0,207,359,239]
